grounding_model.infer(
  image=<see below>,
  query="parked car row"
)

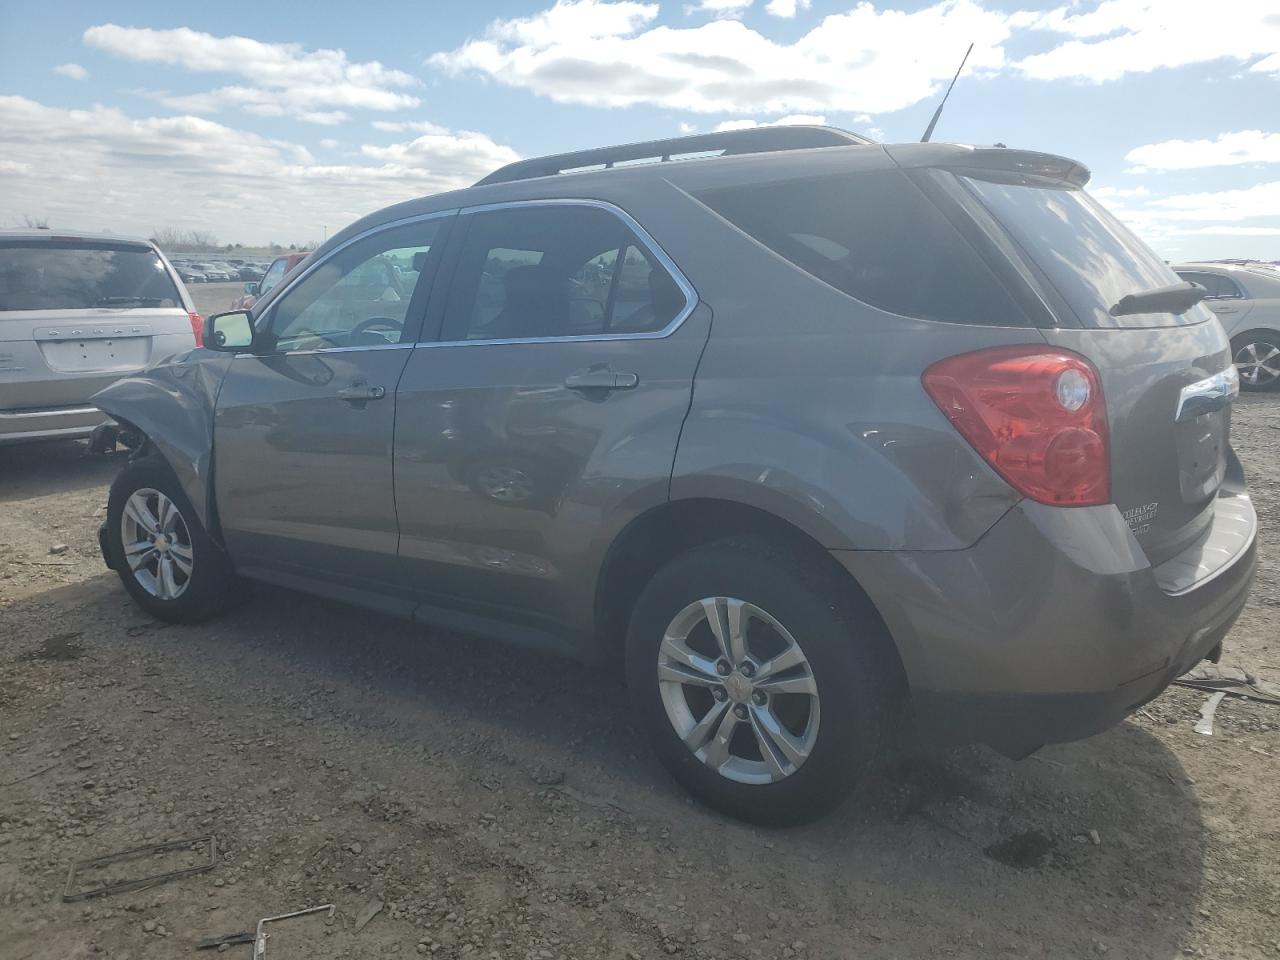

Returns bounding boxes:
[169,257,273,284]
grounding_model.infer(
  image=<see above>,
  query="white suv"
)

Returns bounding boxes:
[0,230,201,444]
[1175,261,1280,391]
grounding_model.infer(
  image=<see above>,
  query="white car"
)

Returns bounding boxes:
[1174,261,1280,390]
[0,230,201,444]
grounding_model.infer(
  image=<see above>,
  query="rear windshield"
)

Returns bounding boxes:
[0,241,182,312]
[961,176,1193,328]
[697,169,1028,326]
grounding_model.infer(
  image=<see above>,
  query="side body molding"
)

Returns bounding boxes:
[92,353,232,529]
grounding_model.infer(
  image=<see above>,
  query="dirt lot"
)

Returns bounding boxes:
[2,396,1278,960]
[188,281,245,320]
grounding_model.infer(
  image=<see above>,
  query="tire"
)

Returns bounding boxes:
[105,457,236,623]
[624,537,890,825]
[1231,331,1280,392]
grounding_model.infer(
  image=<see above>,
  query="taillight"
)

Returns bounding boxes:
[922,345,1109,506]
[188,312,203,347]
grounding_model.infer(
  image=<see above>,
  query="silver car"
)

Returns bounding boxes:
[90,127,1257,824]
[0,231,200,444]
[1174,262,1280,390]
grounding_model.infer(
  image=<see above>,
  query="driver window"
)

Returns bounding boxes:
[269,220,442,352]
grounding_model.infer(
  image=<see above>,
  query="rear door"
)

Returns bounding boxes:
[0,237,195,412]
[1175,270,1254,335]
[961,176,1234,565]
[393,200,707,635]
[213,215,450,590]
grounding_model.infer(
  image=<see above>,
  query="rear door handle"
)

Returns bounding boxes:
[564,369,639,391]
[337,383,386,402]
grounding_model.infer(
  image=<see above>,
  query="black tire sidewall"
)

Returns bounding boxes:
[625,538,885,825]
[105,458,233,623]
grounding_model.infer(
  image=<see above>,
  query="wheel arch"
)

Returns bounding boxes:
[594,496,909,693]
[92,358,228,535]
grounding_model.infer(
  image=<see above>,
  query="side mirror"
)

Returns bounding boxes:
[243,281,259,295]
[203,310,255,352]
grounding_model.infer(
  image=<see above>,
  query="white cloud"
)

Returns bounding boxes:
[1016,0,1280,82]
[687,0,754,17]
[1145,180,1280,222]
[429,0,1023,115]
[54,63,89,80]
[713,113,827,131]
[1089,185,1151,201]
[678,121,697,133]
[764,0,811,16]
[1124,130,1280,172]
[1184,225,1280,236]
[372,119,449,134]
[0,96,517,244]
[83,24,421,121]
[319,138,340,149]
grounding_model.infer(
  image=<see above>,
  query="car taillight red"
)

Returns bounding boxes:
[188,312,203,347]
[922,345,1110,506]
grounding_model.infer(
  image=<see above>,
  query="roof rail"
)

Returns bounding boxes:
[474,125,873,186]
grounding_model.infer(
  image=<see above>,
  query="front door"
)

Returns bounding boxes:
[214,215,451,590]
[393,201,707,637]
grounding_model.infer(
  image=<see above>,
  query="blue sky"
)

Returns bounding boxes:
[1,0,1277,259]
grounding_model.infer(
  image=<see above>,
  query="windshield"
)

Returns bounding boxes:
[0,241,182,312]
[961,175,1204,328]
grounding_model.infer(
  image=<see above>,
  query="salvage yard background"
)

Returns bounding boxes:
[1,396,1277,960]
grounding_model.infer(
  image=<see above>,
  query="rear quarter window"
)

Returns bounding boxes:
[696,169,1028,326]
[0,241,181,312]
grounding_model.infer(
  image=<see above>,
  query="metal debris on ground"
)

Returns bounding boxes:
[353,895,384,933]
[254,904,335,958]
[62,835,217,902]
[1175,663,1280,706]
[1194,692,1228,736]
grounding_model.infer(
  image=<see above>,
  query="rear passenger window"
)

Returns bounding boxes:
[1176,272,1223,297]
[697,170,1026,326]
[439,204,688,342]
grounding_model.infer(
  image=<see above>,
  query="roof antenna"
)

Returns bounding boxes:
[920,42,974,143]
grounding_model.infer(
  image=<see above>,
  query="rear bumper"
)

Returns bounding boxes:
[0,405,105,444]
[834,491,1257,752]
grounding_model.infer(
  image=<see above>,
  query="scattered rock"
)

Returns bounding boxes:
[49,544,69,555]
[530,765,565,786]
[142,920,157,933]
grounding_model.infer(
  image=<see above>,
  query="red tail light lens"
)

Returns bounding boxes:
[922,345,1109,506]
[188,312,203,347]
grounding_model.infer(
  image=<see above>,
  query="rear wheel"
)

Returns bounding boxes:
[625,538,889,825]
[1232,331,1280,391]
[105,458,236,622]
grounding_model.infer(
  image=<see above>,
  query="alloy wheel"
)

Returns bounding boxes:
[657,597,821,785]
[1235,339,1280,388]
[120,488,194,600]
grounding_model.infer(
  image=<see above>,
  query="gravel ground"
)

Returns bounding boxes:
[187,281,246,319]
[1,395,1277,960]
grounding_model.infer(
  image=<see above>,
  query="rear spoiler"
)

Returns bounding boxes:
[886,143,1091,188]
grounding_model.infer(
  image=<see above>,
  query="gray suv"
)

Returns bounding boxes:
[91,127,1257,824]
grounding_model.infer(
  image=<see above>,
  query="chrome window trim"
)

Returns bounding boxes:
[250,208,459,352]
[234,342,415,359]
[420,197,698,348]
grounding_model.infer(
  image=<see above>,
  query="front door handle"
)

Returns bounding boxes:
[337,383,387,402]
[564,369,639,391]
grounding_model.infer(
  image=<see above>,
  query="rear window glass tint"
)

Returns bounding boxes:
[0,242,181,312]
[697,170,1026,326]
[963,177,1193,328]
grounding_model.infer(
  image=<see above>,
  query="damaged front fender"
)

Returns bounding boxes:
[91,351,232,531]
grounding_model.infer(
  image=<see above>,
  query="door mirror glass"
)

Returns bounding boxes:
[243,281,259,295]
[204,310,255,351]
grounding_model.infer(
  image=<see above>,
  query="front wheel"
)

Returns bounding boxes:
[625,538,890,825]
[105,458,236,622]
[1232,332,1280,391]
